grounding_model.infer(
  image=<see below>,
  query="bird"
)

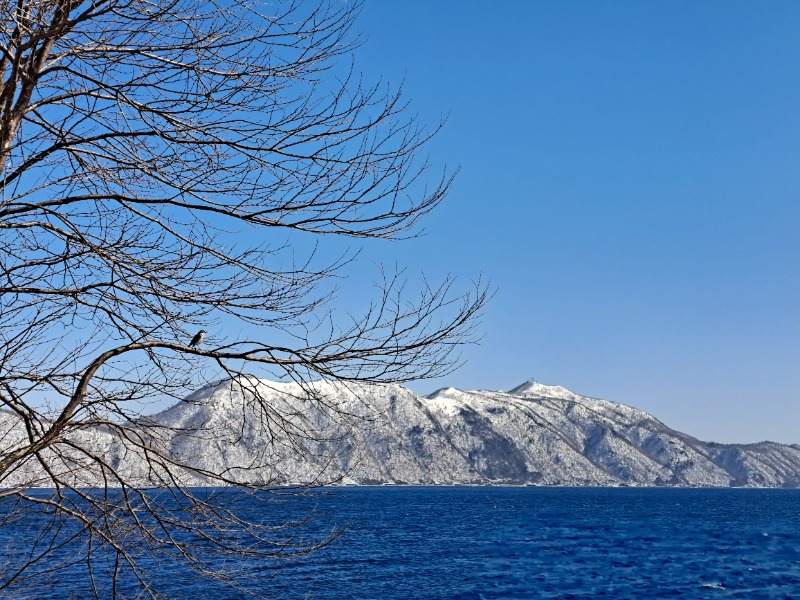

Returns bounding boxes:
[189,330,206,347]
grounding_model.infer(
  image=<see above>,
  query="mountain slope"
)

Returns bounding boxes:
[3,379,799,488]
[139,378,800,487]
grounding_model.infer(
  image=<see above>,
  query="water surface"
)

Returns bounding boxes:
[4,487,800,598]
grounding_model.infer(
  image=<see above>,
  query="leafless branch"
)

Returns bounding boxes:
[0,1,487,596]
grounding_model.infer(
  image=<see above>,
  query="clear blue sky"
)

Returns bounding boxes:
[337,1,800,445]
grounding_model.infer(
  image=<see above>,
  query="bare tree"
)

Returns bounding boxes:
[0,0,486,596]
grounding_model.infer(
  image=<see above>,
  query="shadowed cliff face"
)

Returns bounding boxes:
[3,379,800,488]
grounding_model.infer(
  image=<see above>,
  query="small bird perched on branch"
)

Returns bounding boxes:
[189,330,206,347]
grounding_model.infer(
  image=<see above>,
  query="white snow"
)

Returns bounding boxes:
[3,378,800,489]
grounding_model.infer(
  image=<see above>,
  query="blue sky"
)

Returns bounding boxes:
[337,1,800,444]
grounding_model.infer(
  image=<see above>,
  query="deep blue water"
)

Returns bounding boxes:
[4,487,800,599]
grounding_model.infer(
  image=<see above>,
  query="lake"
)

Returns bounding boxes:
[4,487,800,598]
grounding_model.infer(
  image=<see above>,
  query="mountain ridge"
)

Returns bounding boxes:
[145,377,800,488]
[2,378,800,488]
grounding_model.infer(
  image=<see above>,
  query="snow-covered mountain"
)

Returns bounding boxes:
[4,378,800,487]
[143,378,800,487]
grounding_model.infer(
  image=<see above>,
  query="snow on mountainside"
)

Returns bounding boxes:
[4,379,800,488]
[143,378,800,487]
